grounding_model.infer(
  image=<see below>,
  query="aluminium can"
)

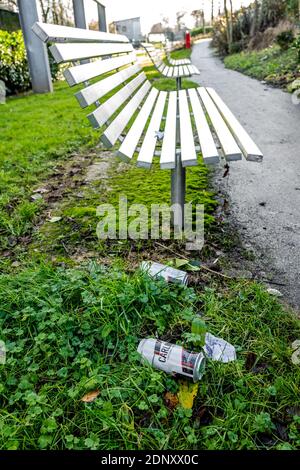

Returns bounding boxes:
[137,338,206,382]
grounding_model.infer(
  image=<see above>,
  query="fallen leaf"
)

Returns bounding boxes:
[174,258,189,269]
[177,380,199,409]
[49,216,62,223]
[164,392,179,410]
[81,390,99,403]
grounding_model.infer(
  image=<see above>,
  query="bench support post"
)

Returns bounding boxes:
[176,77,182,90]
[171,155,186,230]
[17,0,53,94]
[96,2,107,32]
[73,0,87,28]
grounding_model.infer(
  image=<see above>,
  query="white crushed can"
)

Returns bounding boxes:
[137,338,206,382]
[140,261,188,285]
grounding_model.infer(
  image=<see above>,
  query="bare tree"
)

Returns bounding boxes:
[229,0,233,43]
[191,9,202,28]
[250,0,259,37]
[176,11,186,32]
[38,0,73,25]
[223,0,232,48]
[0,0,17,10]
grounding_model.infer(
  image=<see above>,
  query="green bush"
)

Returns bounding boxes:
[0,30,30,94]
[276,30,294,50]
[191,26,213,37]
[292,34,300,62]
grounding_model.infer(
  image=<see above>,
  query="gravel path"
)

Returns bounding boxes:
[192,39,300,309]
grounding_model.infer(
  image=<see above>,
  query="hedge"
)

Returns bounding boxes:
[0,29,30,94]
[191,26,213,37]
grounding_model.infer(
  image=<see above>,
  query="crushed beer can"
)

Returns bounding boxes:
[140,261,188,285]
[137,338,206,382]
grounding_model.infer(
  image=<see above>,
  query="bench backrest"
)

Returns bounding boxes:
[142,43,165,68]
[33,22,150,148]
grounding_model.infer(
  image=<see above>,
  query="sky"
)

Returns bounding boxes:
[85,0,253,34]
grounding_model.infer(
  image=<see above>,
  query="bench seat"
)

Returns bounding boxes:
[143,43,199,78]
[33,22,262,169]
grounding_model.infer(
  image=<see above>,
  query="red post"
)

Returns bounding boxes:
[185,31,191,49]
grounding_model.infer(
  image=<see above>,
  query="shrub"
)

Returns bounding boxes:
[191,26,213,37]
[0,30,30,94]
[276,30,294,50]
[292,35,300,62]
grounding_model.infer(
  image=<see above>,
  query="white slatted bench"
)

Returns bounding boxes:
[165,41,191,66]
[142,43,200,80]
[33,22,263,230]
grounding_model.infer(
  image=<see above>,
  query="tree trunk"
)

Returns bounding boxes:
[224,0,231,50]
[229,0,233,44]
[250,0,259,38]
[211,0,214,24]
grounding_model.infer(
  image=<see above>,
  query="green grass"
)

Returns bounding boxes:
[0,67,199,253]
[170,48,192,61]
[0,264,299,450]
[0,81,97,249]
[1,54,300,452]
[144,64,198,91]
[224,45,300,87]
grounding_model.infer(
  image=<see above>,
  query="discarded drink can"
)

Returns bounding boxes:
[140,261,188,285]
[137,338,206,382]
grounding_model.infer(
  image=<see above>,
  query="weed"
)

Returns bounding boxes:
[0,265,299,450]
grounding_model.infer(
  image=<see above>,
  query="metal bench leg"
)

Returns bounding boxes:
[171,154,186,230]
[176,77,182,90]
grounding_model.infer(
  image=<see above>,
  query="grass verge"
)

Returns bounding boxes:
[224,45,299,88]
[1,50,299,451]
[0,264,299,450]
[170,48,192,61]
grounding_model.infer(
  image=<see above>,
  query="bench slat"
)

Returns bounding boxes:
[64,53,136,86]
[160,92,177,169]
[198,88,242,161]
[32,21,129,44]
[117,88,159,161]
[178,66,184,76]
[88,72,146,128]
[75,63,140,107]
[137,91,167,168]
[179,90,197,167]
[187,65,194,75]
[207,87,263,162]
[188,88,220,164]
[101,81,151,147]
[182,65,189,76]
[49,42,133,63]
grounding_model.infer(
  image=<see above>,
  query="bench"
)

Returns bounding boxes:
[32,22,263,230]
[165,41,191,66]
[142,43,200,80]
